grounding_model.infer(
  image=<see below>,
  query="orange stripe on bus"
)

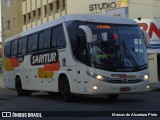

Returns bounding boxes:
[44,61,60,72]
[10,57,20,67]
[3,58,14,71]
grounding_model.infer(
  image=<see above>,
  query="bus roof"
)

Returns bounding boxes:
[64,14,137,25]
[5,14,137,42]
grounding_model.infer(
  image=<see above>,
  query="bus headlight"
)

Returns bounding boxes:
[96,75,104,80]
[87,72,110,81]
[144,75,149,80]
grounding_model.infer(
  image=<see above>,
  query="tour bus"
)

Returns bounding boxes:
[3,14,149,101]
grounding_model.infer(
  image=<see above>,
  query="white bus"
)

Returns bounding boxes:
[3,14,149,101]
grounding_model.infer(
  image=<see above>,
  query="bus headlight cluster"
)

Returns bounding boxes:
[143,75,149,80]
[87,71,110,81]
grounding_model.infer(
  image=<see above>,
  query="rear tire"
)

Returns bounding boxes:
[16,77,31,96]
[59,76,73,102]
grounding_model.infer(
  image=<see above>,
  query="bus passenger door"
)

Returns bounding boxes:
[77,63,89,94]
[76,34,89,94]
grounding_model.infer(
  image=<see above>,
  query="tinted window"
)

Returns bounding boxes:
[44,29,51,49]
[22,37,27,54]
[32,33,38,52]
[18,38,23,55]
[57,25,66,47]
[38,31,44,50]
[11,40,18,56]
[38,29,51,50]
[51,24,66,48]
[4,42,11,57]
[27,35,32,53]
[27,34,38,53]
[65,21,86,61]
[65,21,82,49]
[51,28,57,47]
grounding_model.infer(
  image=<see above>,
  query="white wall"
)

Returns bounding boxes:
[67,0,128,14]
[148,54,158,83]
[129,0,160,19]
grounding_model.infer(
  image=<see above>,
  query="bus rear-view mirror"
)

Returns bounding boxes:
[141,29,150,47]
[79,25,93,43]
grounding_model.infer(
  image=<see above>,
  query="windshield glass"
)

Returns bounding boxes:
[89,24,148,72]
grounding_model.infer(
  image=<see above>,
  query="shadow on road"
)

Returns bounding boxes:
[0,88,146,105]
[28,92,144,105]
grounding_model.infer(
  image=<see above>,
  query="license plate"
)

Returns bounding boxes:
[120,87,130,92]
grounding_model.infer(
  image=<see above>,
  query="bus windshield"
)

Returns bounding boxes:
[89,24,148,72]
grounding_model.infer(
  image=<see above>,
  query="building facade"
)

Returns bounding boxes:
[22,0,66,31]
[1,0,67,39]
[1,0,160,83]
[1,0,23,40]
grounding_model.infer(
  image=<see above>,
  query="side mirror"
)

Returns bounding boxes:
[79,25,93,43]
[141,29,150,47]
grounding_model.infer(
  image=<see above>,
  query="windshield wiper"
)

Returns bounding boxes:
[121,41,139,68]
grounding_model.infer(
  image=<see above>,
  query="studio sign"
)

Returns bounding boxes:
[31,50,59,66]
[89,2,117,11]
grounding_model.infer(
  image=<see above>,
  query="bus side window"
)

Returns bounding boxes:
[51,24,66,48]
[38,31,44,50]
[18,38,23,55]
[51,28,57,48]
[4,42,11,57]
[38,29,50,51]
[27,35,32,53]
[22,37,27,54]
[32,33,38,52]
[76,30,88,64]
[44,29,51,49]
[11,39,18,57]
[27,34,38,53]
[57,25,66,48]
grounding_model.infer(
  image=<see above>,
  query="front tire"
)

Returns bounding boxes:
[59,76,73,102]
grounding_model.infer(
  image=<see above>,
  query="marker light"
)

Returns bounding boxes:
[146,85,150,89]
[144,75,149,80]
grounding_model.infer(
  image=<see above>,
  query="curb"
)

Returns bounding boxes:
[149,83,160,92]
[151,88,160,92]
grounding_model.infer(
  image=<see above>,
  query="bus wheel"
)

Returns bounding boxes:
[16,77,31,96]
[59,76,73,102]
[108,94,119,100]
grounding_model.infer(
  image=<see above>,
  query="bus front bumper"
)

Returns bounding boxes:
[88,80,149,95]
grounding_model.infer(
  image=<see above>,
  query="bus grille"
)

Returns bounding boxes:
[106,79,144,84]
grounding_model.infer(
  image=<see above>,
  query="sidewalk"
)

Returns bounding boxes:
[0,77,4,88]
[149,83,160,91]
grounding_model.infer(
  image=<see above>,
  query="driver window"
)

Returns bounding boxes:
[76,29,88,64]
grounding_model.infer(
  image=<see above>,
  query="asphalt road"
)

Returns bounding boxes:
[0,88,160,120]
